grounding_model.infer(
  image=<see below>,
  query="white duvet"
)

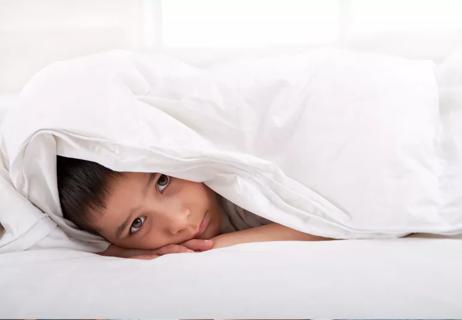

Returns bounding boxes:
[1,48,461,253]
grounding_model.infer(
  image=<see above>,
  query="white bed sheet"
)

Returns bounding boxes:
[1,235,462,319]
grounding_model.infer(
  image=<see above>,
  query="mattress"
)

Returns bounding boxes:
[1,235,462,319]
[1,47,462,319]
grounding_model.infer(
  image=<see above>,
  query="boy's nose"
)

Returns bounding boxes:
[166,206,193,235]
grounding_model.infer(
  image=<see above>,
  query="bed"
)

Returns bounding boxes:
[1,235,462,318]
[1,44,462,319]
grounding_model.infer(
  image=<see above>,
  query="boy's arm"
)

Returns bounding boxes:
[211,223,334,249]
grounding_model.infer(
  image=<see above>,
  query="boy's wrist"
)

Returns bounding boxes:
[210,233,244,249]
[210,223,333,249]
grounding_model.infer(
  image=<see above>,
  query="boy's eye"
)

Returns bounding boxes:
[130,216,145,235]
[156,174,170,193]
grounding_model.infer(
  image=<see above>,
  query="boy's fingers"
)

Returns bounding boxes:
[131,254,161,260]
[99,245,162,259]
[181,239,214,251]
[155,244,193,255]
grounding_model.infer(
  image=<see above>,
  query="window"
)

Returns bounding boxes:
[161,0,340,47]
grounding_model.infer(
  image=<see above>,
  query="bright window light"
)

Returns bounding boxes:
[162,0,339,47]
[351,0,462,32]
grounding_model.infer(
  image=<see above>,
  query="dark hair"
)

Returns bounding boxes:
[56,156,121,235]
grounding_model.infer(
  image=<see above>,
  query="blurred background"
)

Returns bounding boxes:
[1,0,462,96]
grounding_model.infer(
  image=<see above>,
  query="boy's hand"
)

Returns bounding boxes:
[209,223,334,249]
[180,238,214,252]
[98,245,161,260]
[98,239,214,260]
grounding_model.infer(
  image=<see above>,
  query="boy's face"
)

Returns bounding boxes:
[89,172,223,250]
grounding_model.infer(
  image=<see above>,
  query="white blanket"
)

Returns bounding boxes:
[1,48,460,252]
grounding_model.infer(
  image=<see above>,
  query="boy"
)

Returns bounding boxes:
[57,156,333,259]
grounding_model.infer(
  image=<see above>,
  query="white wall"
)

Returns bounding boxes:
[1,0,462,94]
[0,0,148,93]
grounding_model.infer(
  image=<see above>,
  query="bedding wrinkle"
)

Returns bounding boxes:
[1,49,460,252]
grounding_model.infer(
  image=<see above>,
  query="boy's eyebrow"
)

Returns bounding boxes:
[115,173,157,239]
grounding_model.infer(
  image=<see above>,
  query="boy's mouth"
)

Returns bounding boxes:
[195,211,209,238]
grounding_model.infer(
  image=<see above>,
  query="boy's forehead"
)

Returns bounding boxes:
[103,172,153,209]
[110,172,148,189]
